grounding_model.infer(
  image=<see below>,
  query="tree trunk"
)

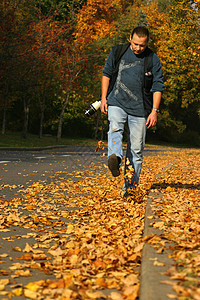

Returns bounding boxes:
[38,90,46,139]
[22,104,29,139]
[2,98,7,135]
[1,82,9,135]
[56,108,65,142]
[39,107,44,139]
[22,86,31,139]
[56,93,70,142]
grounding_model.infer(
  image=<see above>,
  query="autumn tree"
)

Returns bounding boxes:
[0,1,37,136]
[22,1,89,140]
[74,0,152,139]
[0,1,15,134]
[142,0,200,144]
[73,0,125,139]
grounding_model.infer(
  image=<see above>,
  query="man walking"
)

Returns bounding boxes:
[100,26,164,196]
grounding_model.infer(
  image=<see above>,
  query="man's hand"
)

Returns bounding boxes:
[101,76,110,115]
[101,98,108,115]
[146,110,158,129]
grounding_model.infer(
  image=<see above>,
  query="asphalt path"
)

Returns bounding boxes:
[0,146,105,188]
[0,145,177,299]
[0,145,167,188]
[0,146,108,299]
[0,145,176,205]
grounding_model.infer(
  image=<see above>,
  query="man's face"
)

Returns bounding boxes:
[130,33,148,55]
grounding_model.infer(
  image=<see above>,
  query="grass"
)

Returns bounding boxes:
[0,132,198,149]
[0,132,99,148]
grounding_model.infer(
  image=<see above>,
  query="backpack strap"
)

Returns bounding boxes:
[143,47,154,115]
[107,43,130,95]
[113,43,130,67]
[144,47,153,73]
[144,47,154,90]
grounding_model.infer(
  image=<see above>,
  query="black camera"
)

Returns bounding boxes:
[84,100,101,117]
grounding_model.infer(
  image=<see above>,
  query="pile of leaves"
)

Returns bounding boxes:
[147,150,200,299]
[0,146,199,299]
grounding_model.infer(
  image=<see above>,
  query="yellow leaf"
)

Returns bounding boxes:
[86,290,106,299]
[24,289,38,299]
[153,260,165,267]
[61,288,73,299]
[122,274,139,286]
[0,279,9,286]
[0,285,5,291]
[123,284,140,298]
[12,246,21,252]
[153,221,165,229]
[110,292,123,300]
[134,243,144,253]
[166,186,173,192]
[66,224,74,234]
[15,269,31,277]
[23,243,33,253]
[166,294,177,299]
[70,254,78,265]
[13,287,23,296]
[26,282,40,292]
[95,277,106,288]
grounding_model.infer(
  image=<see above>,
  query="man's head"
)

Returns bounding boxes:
[130,26,149,55]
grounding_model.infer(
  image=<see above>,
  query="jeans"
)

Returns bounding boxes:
[108,106,146,190]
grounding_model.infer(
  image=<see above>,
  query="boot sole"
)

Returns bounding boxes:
[108,154,120,177]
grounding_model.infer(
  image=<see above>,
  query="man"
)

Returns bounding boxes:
[100,26,164,195]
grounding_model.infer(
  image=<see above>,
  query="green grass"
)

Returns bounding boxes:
[0,132,99,148]
[0,132,199,149]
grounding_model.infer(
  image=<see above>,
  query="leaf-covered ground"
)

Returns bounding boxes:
[0,146,199,300]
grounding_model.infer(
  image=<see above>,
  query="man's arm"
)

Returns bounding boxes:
[100,76,110,115]
[146,91,161,129]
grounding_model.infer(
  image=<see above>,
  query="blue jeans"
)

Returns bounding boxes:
[108,106,146,190]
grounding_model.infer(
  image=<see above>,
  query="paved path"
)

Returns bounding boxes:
[140,162,177,300]
[0,145,185,299]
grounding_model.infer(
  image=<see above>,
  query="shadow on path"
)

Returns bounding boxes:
[151,181,200,190]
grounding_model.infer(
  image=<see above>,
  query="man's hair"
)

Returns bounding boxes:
[131,26,149,41]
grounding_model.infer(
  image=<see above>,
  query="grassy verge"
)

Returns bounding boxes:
[0,132,198,149]
[0,132,99,148]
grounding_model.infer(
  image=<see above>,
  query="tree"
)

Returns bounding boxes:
[0,0,39,137]
[54,38,87,141]
[0,1,13,134]
[142,0,200,143]
[35,0,86,22]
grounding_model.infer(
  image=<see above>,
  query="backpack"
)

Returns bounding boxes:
[107,43,154,116]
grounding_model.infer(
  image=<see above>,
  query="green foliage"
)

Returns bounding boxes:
[34,0,86,22]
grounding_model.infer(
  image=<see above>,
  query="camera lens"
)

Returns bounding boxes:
[84,105,97,117]
[84,101,101,117]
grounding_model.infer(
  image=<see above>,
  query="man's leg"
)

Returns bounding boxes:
[107,106,127,177]
[124,116,146,190]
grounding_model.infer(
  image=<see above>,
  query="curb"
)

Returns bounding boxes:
[140,162,177,300]
[0,145,69,151]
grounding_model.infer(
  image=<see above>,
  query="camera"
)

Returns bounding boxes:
[84,100,101,117]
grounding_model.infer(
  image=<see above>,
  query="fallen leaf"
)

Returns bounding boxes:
[12,287,23,296]
[86,290,106,299]
[110,292,123,300]
[24,289,39,299]
[12,246,21,252]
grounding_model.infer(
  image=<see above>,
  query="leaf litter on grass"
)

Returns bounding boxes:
[0,147,199,299]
